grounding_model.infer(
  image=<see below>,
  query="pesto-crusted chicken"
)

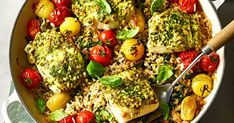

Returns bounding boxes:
[71,0,135,27]
[147,8,202,54]
[102,70,159,123]
[25,29,86,93]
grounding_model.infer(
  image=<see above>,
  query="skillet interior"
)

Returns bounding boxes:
[9,0,224,122]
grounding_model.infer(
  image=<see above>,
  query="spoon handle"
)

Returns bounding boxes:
[207,20,234,51]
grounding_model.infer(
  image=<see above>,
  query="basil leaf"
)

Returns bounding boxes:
[97,0,112,14]
[159,100,170,120]
[35,97,46,114]
[150,0,165,14]
[116,27,139,40]
[157,64,173,83]
[48,109,68,121]
[99,76,122,87]
[86,61,106,78]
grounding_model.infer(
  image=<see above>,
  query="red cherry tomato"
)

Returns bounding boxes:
[98,30,117,47]
[178,50,199,71]
[90,45,112,66]
[20,68,42,89]
[27,18,41,40]
[178,0,197,14]
[48,6,72,26]
[199,52,220,73]
[169,0,177,3]
[59,115,76,123]
[52,0,71,7]
[76,110,96,123]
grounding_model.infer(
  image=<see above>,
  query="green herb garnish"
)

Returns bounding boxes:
[116,27,139,40]
[159,100,170,120]
[99,76,122,87]
[157,64,173,83]
[97,0,112,14]
[48,109,68,121]
[35,97,46,114]
[86,61,106,78]
[150,0,165,14]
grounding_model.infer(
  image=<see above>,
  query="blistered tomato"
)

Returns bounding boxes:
[199,52,219,73]
[178,0,197,14]
[27,18,41,39]
[52,0,71,7]
[48,6,72,26]
[178,50,199,71]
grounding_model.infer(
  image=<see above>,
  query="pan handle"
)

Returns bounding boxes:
[1,89,20,123]
[211,0,225,10]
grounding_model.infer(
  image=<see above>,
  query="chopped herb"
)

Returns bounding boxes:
[99,76,122,87]
[97,0,112,14]
[35,97,46,114]
[157,64,173,84]
[86,61,106,78]
[150,0,165,14]
[116,27,139,40]
[48,109,68,121]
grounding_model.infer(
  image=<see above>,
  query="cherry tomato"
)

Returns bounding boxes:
[52,0,71,7]
[48,6,72,26]
[20,68,42,89]
[169,0,177,3]
[59,115,76,123]
[90,45,112,66]
[178,0,197,14]
[27,18,41,40]
[98,30,117,47]
[199,52,220,73]
[178,50,199,71]
[76,111,96,123]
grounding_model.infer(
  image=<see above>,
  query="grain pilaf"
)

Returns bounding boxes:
[21,0,219,123]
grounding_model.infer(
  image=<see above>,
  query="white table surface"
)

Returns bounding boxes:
[0,0,25,122]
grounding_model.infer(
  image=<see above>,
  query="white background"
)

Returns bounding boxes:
[0,0,25,122]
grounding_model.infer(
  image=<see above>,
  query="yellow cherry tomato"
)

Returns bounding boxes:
[121,38,144,61]
[46,93,70,112]
[34,0,55,19]
[132,9,145,32]
[192,74,213,97]
[181,96,197,121]
[60,17,81,37]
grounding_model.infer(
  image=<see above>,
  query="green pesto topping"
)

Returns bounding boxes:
[25,29,85,91]
[103,69,157,108]
[148,8,202,54]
